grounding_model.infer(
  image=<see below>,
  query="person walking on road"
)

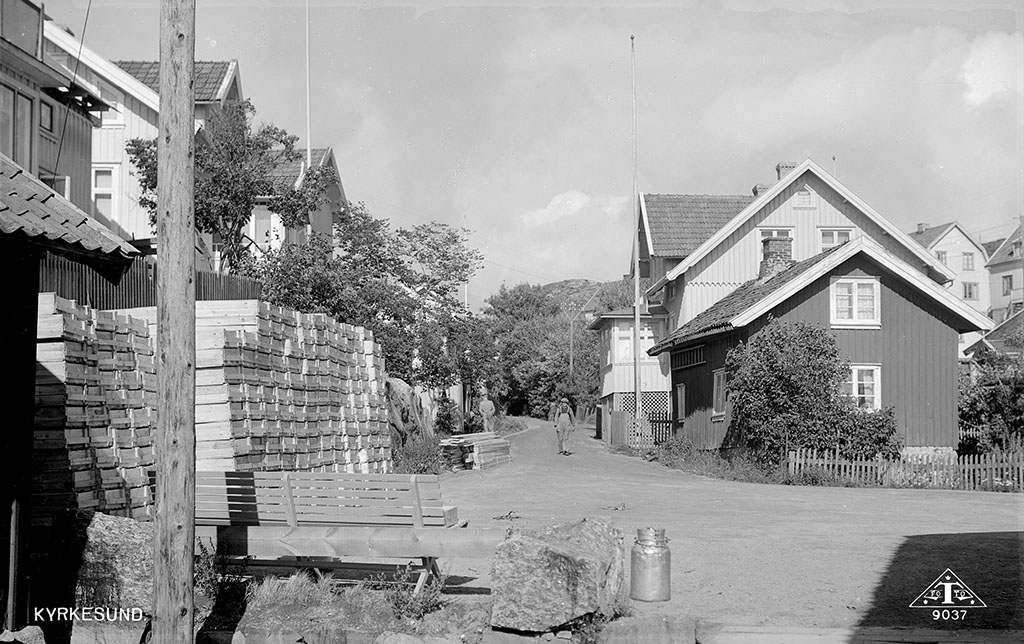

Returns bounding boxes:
[553,397,576,455]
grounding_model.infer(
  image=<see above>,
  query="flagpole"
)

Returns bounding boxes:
[305,0,312,169]
[631,35,641,421]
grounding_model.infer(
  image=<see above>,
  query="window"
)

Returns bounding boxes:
[820,228,852,251]
[761,228,792,240]
[795,189,813,208]
[830,277,880,327]
[1,85,33,167]
[1004,275,1014,296]
[962,252,975,271]
[962,282,979,300]
[40,102,53,133]
[98,82,124,127]
[674,383,686,421]
[712,370,727,416]
[91,166,117,221]
[844,366,880,410]
[936,250,947,265]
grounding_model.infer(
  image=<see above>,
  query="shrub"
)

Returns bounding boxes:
[433,396,462,435]
[835,405,903,460]
[393,434,443,474]
[365,566,447,619]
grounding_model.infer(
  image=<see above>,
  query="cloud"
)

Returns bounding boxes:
[963,31,1023,107]
[521,191,594,228]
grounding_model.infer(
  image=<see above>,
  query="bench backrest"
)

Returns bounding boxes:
[195,471,449,528]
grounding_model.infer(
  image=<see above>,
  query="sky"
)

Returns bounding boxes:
[45,0,1024,311]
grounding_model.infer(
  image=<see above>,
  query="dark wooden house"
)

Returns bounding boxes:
[648,236,994,452]
[1,153,137,629]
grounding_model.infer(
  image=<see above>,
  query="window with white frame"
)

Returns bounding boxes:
[98,82,124,127]
[1004,275,1014,296]
[962,282,979,300]
[820,228,852,251]
[794,188,813,208]
[830,277,880,327]
[712,369,727,416]
[936,250,947,265]
[844,365,880,410]
[962,252,975,271]
[91,166,117,222]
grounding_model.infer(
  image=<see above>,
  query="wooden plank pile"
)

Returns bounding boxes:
[113,300,390,474]
[34,293,156,524]
[439,432,511,471]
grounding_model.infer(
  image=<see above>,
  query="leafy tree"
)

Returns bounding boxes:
[725,318,901,463]
[126,99,335,271]
[959,329,1024,453]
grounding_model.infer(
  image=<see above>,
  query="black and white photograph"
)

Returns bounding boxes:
[1,1,1022,642]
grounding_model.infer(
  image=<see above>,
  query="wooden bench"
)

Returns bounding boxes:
[193,471,501,594]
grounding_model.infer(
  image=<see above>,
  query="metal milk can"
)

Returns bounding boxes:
[629,527,671,601]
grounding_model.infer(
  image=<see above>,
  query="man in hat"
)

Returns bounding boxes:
[553,397,576,455]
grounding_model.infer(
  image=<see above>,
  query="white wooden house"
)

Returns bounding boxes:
[909,222,992,359]
[985,223,1024,324]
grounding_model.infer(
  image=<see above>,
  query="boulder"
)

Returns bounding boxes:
[0,626,45,643]
[489,517,626,632]
[76,512,155,612]
[386,377,430,446]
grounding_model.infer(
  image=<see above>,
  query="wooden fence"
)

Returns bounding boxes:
[605,410,675,450]
[787,448,1023,492]
[39,252,262,309]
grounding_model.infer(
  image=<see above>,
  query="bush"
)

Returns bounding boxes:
[365,566,447,619]
[835,405,903,460]
[393,434,443,474]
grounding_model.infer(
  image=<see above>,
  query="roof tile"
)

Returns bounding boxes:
[908,222,955,249]
[644,193,754,258]
[113,60,233,102]
[0,155,137,279]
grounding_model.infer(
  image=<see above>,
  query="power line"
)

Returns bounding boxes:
[55,0,94,175]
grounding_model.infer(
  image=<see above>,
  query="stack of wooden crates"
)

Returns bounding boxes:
[112,300,390,473]
[34,295,390,523]
[34,293,157,524]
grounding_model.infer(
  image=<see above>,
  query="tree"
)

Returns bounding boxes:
[245,202,484,384]
[725,318,901,463]
[126,99,334,271]
[959,329,1024,453]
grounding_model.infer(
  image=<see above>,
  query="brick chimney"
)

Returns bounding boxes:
[751,183,773,197]
[916,223,929,234]
[776,161,798,180]
[759,237,794,280]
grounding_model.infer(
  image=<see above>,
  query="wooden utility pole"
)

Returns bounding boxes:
[631,35,642,421]
[154,1,196,643]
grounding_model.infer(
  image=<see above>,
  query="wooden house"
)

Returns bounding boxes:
[1,153,137,629]
[908,221,992,359]
[985,223,1023,324]
[647,236,994,452]
[240,147,347,267]
[43,22,242,254]
[644,159,955,331]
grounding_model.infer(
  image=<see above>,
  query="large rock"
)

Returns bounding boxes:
[386,377,430,446]
[0,626,45,643]
[489,517,626,632]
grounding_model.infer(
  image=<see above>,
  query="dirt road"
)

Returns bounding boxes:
[439,418,1024,631]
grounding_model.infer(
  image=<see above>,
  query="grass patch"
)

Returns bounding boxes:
[492,415,528,435]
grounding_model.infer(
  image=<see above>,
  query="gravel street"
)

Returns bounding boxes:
[439,418,1024,631]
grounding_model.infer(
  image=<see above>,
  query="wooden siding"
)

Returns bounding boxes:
[37,103,93,210]
[669,170,936,327]
[597,318,671,397]
[671,333,741,449]
[93,93,159,240]
[753,254,961,448]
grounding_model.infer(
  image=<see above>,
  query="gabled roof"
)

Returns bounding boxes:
[0,155,137,281]
[908,222,956,249]
[650,158,957,293]
[985,224,1024,267]
[983,238,1006,258]
[649,237,994,356]
[586,304,668,330]
[641,193,754,258]
[268,148,333,189]
[114,60,240,103]
[965,309,1023,356]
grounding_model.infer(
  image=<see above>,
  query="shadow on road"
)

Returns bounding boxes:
[855,531,1023,632]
